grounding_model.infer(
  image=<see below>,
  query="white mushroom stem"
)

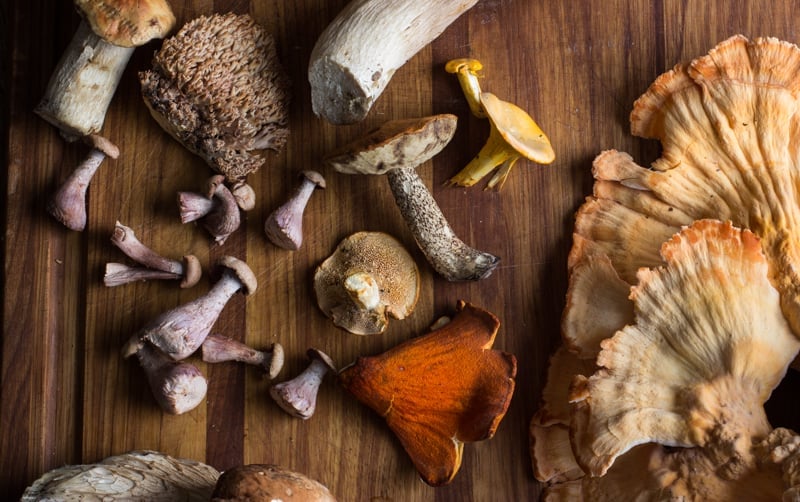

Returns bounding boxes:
[104,262,182,287]
[135,341,208,415]
[265,171,326,250]
[387,167,500,281]
[270,350,335,419]
[308,0,479,124]
[344,272,381,311]
[201,334,285,379]
[35,21,133,139]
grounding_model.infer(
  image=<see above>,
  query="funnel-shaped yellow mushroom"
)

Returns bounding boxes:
[446,58,555,189]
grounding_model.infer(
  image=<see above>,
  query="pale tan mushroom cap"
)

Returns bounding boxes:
[76,0,176,47]
[216,256,257,296]
[211,464,335,501]
[313,232,420,335]
[570,220,800,477]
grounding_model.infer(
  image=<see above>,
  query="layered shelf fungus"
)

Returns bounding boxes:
[338,301,516,486]
[445,58,555,190]
[140,12,291,210]
[532,221,800,499]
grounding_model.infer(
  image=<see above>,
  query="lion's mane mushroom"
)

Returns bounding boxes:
[21,450,220,501]
[308,0,479,125]
[325,114,500,281]
[338,301,516,486]
[211,464,335,501]
[140,12,291,209]
[313,231,419,335]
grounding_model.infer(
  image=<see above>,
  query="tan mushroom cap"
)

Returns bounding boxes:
[313,232,419,335]
[211,464,335,501]
[216,256,257,296]
[76,0,176,48]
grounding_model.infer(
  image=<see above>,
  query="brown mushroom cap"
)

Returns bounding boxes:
[216,256,257,296]
[76,0,176,48]
[324,114,457,175]
[180,255,202,289]
[211,464,335,501]
[313,231,420,335]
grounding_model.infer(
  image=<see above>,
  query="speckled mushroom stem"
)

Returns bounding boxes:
[111,221,183,274]
[136,341,208,415]
[104,263,182,286]
[386,167,499,281]
[265,171,326,250]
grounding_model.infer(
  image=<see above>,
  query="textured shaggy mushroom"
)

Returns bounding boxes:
[325,114,500,281]
[140,12,291,207]
[313,231,419,335]
[445,58,555,189]
[211,464,335,501]
[21,450,219,501]
[338,301,516,486]
[308,0,479,124]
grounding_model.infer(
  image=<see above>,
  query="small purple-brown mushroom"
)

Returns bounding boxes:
[134,341,208,415]
[264,170,326,250]
[201,334,285,379]
[178,175,241,245]
[270,348,336,419]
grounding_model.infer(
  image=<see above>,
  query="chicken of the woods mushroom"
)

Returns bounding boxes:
[140,12,291,209]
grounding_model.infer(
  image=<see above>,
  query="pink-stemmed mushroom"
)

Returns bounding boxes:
[122,256,257,361]
[201,334,285,380]
[269,348,336,419]
[264,170,326,250]
[134,341,208,415]
[178,175,241,245]
[104,221,201,288]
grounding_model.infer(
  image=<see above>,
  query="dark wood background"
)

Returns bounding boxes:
[3,0,800,500]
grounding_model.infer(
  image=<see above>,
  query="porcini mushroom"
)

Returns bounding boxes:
[211,464,335,501]
[265,170,326,250]
[104,221,201,288]
[123,256,257,361]
[38,0,175,231]
[202,334,284,380]
[313,231,419,335]
[22,450,220,501]
[445,58,555,189]
[178,175,241,245]
[338,301,516,486]
[269,348,336,419]
[308,0,479,124]
[140,13,291,208]
[132,341,208,415]
[325,114,500,281]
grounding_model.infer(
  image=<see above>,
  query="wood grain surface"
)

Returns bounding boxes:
[3,0,800,500]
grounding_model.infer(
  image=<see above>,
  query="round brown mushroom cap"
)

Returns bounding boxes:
[179,255,202,289]
[215,256,257,296]
[313,232,420,335]
[211,464,335,501]
[75,0,176,48]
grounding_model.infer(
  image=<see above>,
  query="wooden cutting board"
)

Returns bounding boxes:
[3,0,799,499]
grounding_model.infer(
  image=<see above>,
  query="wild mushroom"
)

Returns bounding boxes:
[132,341,208,415]
[269,349,336,419]
[38,0,175,231]
[445,58,555,189]
[140,13,291,209]
[313,231,419,335]
[104,221,201,288]
[338,301,516,486]
[211,464,335,501]
[308,0,479,125]
[265,170,326,250]
[123,256,257,361]
[201,333,284,380]
[178,175,241,245]
[325,114,500,281]
[22,450,220,501]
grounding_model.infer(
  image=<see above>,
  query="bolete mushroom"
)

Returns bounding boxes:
[265,170,326,250]
[313,231,419,335]
[123,256,257,361]
[38,0,175,231]
[308,0,479,124]
[22,450,220,501]
[269,348,336,419]
[211,464,335,501]
[325,114,500,281]
[445,58,555,189]
[338,301,516,486]
[140,13,291,209]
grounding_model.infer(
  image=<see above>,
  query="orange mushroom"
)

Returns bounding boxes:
[337,301,516,486]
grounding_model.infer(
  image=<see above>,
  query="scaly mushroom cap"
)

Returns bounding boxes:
[338,301,517,486]
[313,231,420,335]
[140,13,291,182]
[211,464,335,501]
[76,0,176,47]
[570,220,800,477]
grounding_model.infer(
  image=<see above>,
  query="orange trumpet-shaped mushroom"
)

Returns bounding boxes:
[337,301,517,486]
